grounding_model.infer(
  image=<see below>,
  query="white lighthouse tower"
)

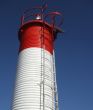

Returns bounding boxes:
[12,4,62,110]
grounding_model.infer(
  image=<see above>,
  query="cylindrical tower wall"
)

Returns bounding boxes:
[12,48,54,110]
[12,20,56,110]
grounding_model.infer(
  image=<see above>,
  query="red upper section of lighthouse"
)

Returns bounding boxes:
[19,20,55,54]
[18,4,63,54]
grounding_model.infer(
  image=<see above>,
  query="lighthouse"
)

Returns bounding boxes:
[12,4,62,110]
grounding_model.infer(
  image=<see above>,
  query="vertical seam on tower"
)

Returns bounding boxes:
[53,51,59,110]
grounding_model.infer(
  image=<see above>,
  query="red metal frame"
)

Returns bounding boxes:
[20,5,63,31]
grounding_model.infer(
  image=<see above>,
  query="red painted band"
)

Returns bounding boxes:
[18,20,55,54]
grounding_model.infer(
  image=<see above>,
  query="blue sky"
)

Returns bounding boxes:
[0,0,93,110]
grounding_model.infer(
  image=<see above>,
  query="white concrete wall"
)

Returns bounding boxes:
[12,48,55,110]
